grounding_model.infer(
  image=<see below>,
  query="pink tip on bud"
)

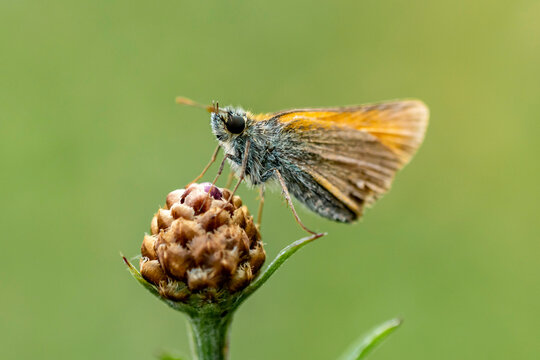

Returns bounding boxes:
[200,182,223,200]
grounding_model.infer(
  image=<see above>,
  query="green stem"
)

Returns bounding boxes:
[188,311,233,360]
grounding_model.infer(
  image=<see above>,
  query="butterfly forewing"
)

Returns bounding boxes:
[276,100,429,219]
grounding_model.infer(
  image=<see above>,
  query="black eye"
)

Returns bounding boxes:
[225,114,246,134]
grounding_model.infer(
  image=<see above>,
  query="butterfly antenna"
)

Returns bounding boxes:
[176,96,215,113]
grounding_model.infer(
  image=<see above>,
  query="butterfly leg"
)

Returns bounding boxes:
[256,185,265,227]
[273,169,320,236]
[186,145,221,188]
[210,153,230,187]
[227,139,251,200]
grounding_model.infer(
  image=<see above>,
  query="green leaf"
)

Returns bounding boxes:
[339,318,402,360]
[231,232,326,309]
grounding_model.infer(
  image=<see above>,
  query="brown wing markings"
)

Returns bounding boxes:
[301,159,391,218]
[298,152,400,217]
[306,143,401,170]
[308,151,397,176]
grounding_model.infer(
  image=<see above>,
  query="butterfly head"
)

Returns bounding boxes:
[211,107,248,142]
[175,97,249,141]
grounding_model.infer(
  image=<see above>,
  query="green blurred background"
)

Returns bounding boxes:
[1,1,539,359]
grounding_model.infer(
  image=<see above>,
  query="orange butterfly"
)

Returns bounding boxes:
[177,97,429,235]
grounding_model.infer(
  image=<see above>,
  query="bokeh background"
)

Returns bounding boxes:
[1,1,539,359]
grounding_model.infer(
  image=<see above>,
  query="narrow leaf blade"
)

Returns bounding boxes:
[340,318,402,360]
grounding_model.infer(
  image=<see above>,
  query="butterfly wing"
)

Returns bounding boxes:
[273,100,429,221]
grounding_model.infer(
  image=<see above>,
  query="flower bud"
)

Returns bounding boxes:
[140,183,265,302]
